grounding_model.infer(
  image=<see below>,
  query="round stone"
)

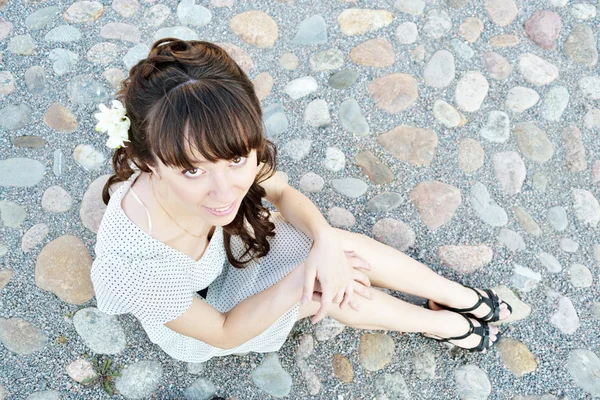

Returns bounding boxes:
[339,99,369,136]
[282,139,312,162]
[571,3,596,19]
[100,22,141,43]
[541,86,569,122]
[484,51,512,80]
[87,42,119,64]
[490,34,520,47]
[513,206,542,236]
[324,147,346,172]
[309,48,344,71]
[538,252,562,273]
[437,244,493,273]
[327,207,356,228]
[337,9,393,36]
[35,235,94,305]
[518,53,559,86]
[451,39,474,60]
[67,75,108,104]
[263,103,288,139]
[506,86,540,113]
[102,68,126,89]
[143,4,171,27]
[123,43,151,71]
[459,17,484,42]
[304,99,330,127]
[112,0,140,18]
[45,25,81,42]
[25,6,60,30]
[395,22,418,44]
[73,144,106,171]
[279,52,299,70]
[366,192,403,213]
[331,178,368,198]
[424,50,455,88]
[493,151,526,194]
[585,109,600,130]
[423,9,452,39]
[8,34,35,55]
[252,72,273,101]
[44,103,78,133]
[394,0,425,15]
[329,69,358,89]
[73,307,127,353]
[455,71,488,112]
[566,350,600,397]
[560,238,579,253]
[433,100,466,128]
[12,136,45,148]
[293,15,327,45]
[355,151,393,184]
[375,373,411,399]
[551,297,580,334]
[64,1,104,22]
[154,26,198,41]
[21,223,49,253]
[315,317,345,341]
[283,76,318,100]
[229,11,278,48]
[24,66,46,94]
[177,0,212,27]
[496,339,539,377]
[42,185,73,213]
[484,0,518,26]
[498,228,526,252]
[0,103,32,130]
[49,49,79,76]
[27,391,61,400]
[480,110,509,142]
[0,201,26,228]
[332,354,353,383]
[470,182,508,226]
[185,378,217,400]
[0,71,14,96]
[66,359,98,383]
[409,181,461,230]
[0,158,45,187]
[350,37,394,68]
[0,21,12,41]
[569,264,592,287]
[378,125,438,167]
[299,172,324,193]
[514,122,554,163]
[458,138,484,173]
[524,10,561,49]
[368,74,418,113]
[116,361,163,399]
[0,318,47,355]
[564,24,598,66]
[372,218,415,251]
[251,353,292,398]
[358,333,394,371]
[455,365,491,400]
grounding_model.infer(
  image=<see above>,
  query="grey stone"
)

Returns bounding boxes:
[0,158,45,187]
[309,48,343,72]
[591,303,600,319]
[562,125,586,173]
[564,24,598,66]
[0,201,26,228]
[8,34,36,55]
[433,100,466,128]
[263,103,288,139]
[538,252,562,273]
[339,99,369,136]
[115,361,163,400]
[144,4,171,27]
[572,189,600,227]
[13,135,45,148]
[45,25,81,42]
[394,0,425,15]
[123,44,150,70]
[25,6,60,30]
[0,71,14,96]
[42,185,72,213]
[328,69,358,89]
[323,147,345,172]
[177,0,212,27]
[395,22,418,44]
[21,223,49,253]
[541,86,569,122]
[569,264,593,287]
[315,317,345,341]
[53,149,64,178]
[0,104,32,130]
[550,297,579,334]
[571,3,596,19]
[279,52,299,70]
[514,123,554,163]
[470,182,508,226]
[0,318,47,355]
[24,66,46,94]
[498,229,526,252]
[251,353,292,398]
[100,22,141,43]
[187,362,205,375]
[49,48,79,76]
[282,139,312,161]
[328,207,355,228]
[283,76,318,99]
[445,0,471,7]
[493,151,526,194]
[560,238,579,253]
[304,99,330,127]
[375,373,411,400]
[184,378,216,400]
[424,50,455,88]
[480,110,510,143]
[547,206,568,231]
[293,15,327,45]
[484,51,512,80]
[0,244,8,258]
[372,218,416,251]
[73,307,126,354]
[299,172,324,193]
[566,349,600,397]
[513,206,542,235]
[67,75,108,105]
[367,192,404,213]
[413,348,436,379]
[26,391,61,400]
[454,364,491,400]
[423,9,452,39]
[87,42,120,64]
[331,178,368,198]
[154,26,199,41]
[450,39,474,60]
[511,264,541,292]
[578,76,600,100]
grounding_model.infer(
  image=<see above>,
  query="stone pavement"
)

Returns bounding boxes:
[1,0,600,398]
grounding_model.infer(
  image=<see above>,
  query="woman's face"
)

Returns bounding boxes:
[152,149,261,226]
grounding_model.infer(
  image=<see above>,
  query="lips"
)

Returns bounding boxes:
[203,201,236,217]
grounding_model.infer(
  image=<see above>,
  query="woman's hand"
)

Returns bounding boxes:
[303,228,372,324]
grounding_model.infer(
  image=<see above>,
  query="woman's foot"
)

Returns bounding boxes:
[428,287,512,322]
[424,310,501,353]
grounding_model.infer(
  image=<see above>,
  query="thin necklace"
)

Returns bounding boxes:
[149,174,206,238]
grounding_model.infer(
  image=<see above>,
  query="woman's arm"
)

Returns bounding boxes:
[164,263,305,349]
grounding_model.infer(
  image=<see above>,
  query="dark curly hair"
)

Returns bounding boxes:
[101,38,277,268]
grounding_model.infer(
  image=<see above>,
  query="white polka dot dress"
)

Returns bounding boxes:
[90,173,313,363]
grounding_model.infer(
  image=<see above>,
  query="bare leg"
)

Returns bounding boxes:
[334,229,510,320]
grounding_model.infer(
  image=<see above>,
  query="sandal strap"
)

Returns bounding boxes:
[471,323,491,352]
[479,289,501,322]
[439,286,485,314]
[438,315,475,343]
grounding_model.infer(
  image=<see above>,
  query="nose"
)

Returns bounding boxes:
[209,170,236,204]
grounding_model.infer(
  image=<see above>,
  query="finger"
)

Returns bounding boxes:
[353,282,374,300]
[339,285,354,310]
[302,263,317,305]
[311,290,333,324]
[353,270,371,287]
[332,287,345,304]
[311,292,322,302]
[348,301,361,312]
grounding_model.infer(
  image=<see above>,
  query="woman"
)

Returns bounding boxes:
[90,38,512,364]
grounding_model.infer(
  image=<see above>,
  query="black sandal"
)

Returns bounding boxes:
[426,286,512,323]
[426,313,501,352]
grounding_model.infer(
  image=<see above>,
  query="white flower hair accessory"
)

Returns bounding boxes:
[94,100,131,149]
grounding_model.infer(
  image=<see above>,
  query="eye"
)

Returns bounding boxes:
[231,156,247,166]
[183,168,205,178]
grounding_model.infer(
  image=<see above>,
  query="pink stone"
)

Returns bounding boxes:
[409,181,462,230]
[592,160,600,185]
[524,10,561,50]
[112,0,140,18]
[372,218,416,252]
[349,37,395,68]
[215,42,254,74]
[66,359,98,383]
[437,244,493,273]
[252,72,273,101]
[368,74,418,113]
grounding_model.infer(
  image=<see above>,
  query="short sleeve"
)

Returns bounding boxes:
[130,258,194,326]
[91,257,140,316]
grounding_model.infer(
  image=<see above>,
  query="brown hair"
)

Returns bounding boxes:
[101,38,277,268]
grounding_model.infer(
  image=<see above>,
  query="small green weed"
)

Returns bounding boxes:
[81,355,123,396]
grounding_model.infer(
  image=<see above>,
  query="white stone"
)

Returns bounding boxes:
[395,22,418,44]
[283,76,318,100]
[578,76,600,100]
[423,9,452,39]
[283,139,312,162]
[480,110,510,142]
[560,238,579,253]
[569,264,593,287]
[538,252,562,273]
[394,0,425,15]
[498,228,526,252]
[550,297,580,334]
[323,147,346,172]
[518,53,559,86]
[572,188,600,227]
[73,144,106,171]
[424,50,455,88]
[541,86,569,122]
[455,72,488,112]
[432,100,466,128]
[505,86,540,113]
[304,99,331,127]
[584,109,600,130]
[571,3,596,19]
[511,264,541,292]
